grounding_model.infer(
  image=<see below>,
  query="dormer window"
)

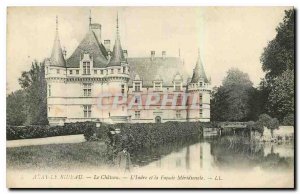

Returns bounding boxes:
[83,62,90,75]
[134,82,141,92]
[154,82,162,91]
[173,73,183,91]
[133,74,142,92]
[174,81,182,91]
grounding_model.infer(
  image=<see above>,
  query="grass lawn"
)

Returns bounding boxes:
[7,141,109,170]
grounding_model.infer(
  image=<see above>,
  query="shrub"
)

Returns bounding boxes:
[7,122,96,140]
[85,122,208,153]
[249,114,279,134]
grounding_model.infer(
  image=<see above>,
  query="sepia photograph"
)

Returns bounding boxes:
[6,6,295,188]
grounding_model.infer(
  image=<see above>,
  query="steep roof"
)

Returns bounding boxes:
[191,54,208,83]
[66,29,108,68]
[50,17,66,67]
[127,57,189,87]
[107,14,125,67]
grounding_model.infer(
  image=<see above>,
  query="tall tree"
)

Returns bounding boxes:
[6,90,27,126]
[211,68,254,121]
[18,60,48,125]
[260,9,295,122]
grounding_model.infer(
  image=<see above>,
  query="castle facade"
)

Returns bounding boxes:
[45,15,211,126]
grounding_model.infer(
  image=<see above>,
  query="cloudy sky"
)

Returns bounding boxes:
[7,6,290,93]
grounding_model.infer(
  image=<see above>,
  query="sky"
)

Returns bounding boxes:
[6,6,290,93]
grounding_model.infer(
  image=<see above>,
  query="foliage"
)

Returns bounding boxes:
[85,122,206,154]
[211,68,254,121]
[248,114,279,134]
[6,90,27,126]
[259,9,294,122]
[260,9,294,80]
[18,60,48,125]
[282,114,294,126]
[7,122,95,140]
[268,69,294,121]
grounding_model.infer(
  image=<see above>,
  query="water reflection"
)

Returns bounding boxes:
[131,136,294,172]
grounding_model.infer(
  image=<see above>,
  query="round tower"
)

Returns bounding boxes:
[105,13,130,123]
[187,50,211,122]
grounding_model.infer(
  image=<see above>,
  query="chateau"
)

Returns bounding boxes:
[45,14,211,126]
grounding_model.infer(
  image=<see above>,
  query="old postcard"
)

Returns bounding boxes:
[6,7,295,188]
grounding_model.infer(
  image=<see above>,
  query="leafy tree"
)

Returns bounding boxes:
[261,9,294,81]
[268,69,294,121]
[18,60,48,125]
[259,9,294,122]
[6,90,26,126]
[211,68,254,121]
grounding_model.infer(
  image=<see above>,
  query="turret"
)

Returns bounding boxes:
[187,49,211,122]
[105,13,130,123]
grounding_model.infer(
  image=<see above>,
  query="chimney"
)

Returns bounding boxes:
[123,50,128,59]
[162,51,166,60]
[90,23,102,43]
[104,39,111,52]
[151,51,155,60]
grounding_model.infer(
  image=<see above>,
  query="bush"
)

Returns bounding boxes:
[249,114,279,134]
[85,122,208,153]
[7,122,96,140]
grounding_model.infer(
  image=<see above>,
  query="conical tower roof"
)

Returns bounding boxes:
[107,13,125,67]
[50,16,66,67]
[191,50,208,83]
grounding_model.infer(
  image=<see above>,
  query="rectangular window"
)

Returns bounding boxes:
[70,70,73,75]
[48,85,51,97]
[175,82,181,91]
[200,82,203,87]
[111,69,114,74]
[134,82,141,92]
[76,70,79,74]
[83,62,91,75]
[83,83,92,97]
[94,70,97,74]
[199,94,203,103]
[57,69,60,74]
[135,111,140,119]
[101,70,103,75]
[121,84,125,94]
[200,109,203,118]
[176,110,181,118]
[83,105,92,118]
[118,68,121,73]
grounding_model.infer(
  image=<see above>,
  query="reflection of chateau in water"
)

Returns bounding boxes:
[133,138,294,171]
